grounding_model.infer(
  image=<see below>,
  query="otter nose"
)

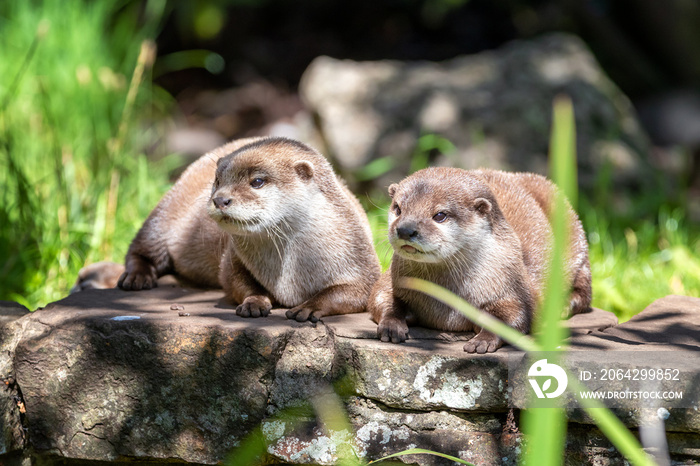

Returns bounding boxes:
[212,197,232,209]
[396,225,419,241]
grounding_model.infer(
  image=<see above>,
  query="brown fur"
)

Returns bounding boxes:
[368,167,592,353]
[71,261,125,293]
[119,137,380,321]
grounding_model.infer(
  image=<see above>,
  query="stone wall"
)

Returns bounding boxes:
[2,287,699,465]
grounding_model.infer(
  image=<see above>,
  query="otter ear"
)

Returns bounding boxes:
[474,198,492,216]
[388,184,399,198]
[294,161,314,181]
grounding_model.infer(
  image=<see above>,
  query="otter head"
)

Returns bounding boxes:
[207,138,317,236]
[387,168,500,264]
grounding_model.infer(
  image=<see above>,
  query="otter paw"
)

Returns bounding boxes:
[377,317,409,343]
[463,332,502,354]
[236,296,272,318]
[285,305,324,322]
[118,263,157,291]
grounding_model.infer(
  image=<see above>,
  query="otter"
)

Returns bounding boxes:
[368,167,592,353]
[118,137,380,321]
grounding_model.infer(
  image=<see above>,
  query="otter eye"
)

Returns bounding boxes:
[250,178,265,189]
[433,212,447,223]
[393,203,401,216]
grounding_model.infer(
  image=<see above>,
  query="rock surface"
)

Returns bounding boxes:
[4,285,700,465]
[300,33,652,195]
[0,301,29,458]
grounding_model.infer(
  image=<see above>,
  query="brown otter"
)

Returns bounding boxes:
[119,137,380,321]
[368,167,592,353]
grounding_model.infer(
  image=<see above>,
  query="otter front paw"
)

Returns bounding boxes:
[118,261,157,291]
[463,331,503,354]
[236,296,272,317]
[285,304,323,323]
[377,316,409,343]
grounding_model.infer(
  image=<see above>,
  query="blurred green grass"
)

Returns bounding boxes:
[1,1,699,319]
[583,203,700,321]
[0,1,179,309]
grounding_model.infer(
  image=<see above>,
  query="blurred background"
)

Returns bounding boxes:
[1,0,699,320]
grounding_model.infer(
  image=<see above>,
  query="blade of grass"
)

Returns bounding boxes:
[0,19,48,111]
[566,377,657,466]
[398,277,539,352]
[369,448,475,465]
[549,96,578,209]
[355,156,396,182]
[536,95,575,351]
[312,388,363,466]
[112,39,157,157]
[520,95,576,466]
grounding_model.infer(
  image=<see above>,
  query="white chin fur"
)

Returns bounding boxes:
[391,240,444,263]
[210,212,268,235]
[227,222,269,236]
[395,249,443,263]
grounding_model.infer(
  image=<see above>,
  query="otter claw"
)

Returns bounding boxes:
[118,272,158,291]
[285,306,321,322]
[377,318,409,343]
[463,332,502,353]
[118,259,158,291]
[236,296,272,318]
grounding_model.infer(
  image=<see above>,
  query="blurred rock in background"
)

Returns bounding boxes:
[300,33,651,196]
[151,0,700,207]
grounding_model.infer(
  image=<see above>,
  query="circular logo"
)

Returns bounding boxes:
[528,359,568,399]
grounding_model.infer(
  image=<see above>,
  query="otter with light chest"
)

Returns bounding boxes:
[119,137,380,321]
[369,167,592,353]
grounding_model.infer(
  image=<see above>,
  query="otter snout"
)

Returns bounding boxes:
[393,223,427,257]
[396,224,419,241]
[212,196,232,209]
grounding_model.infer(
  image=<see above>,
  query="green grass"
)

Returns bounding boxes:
[0,1,177,309]
[585,204,700,321]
